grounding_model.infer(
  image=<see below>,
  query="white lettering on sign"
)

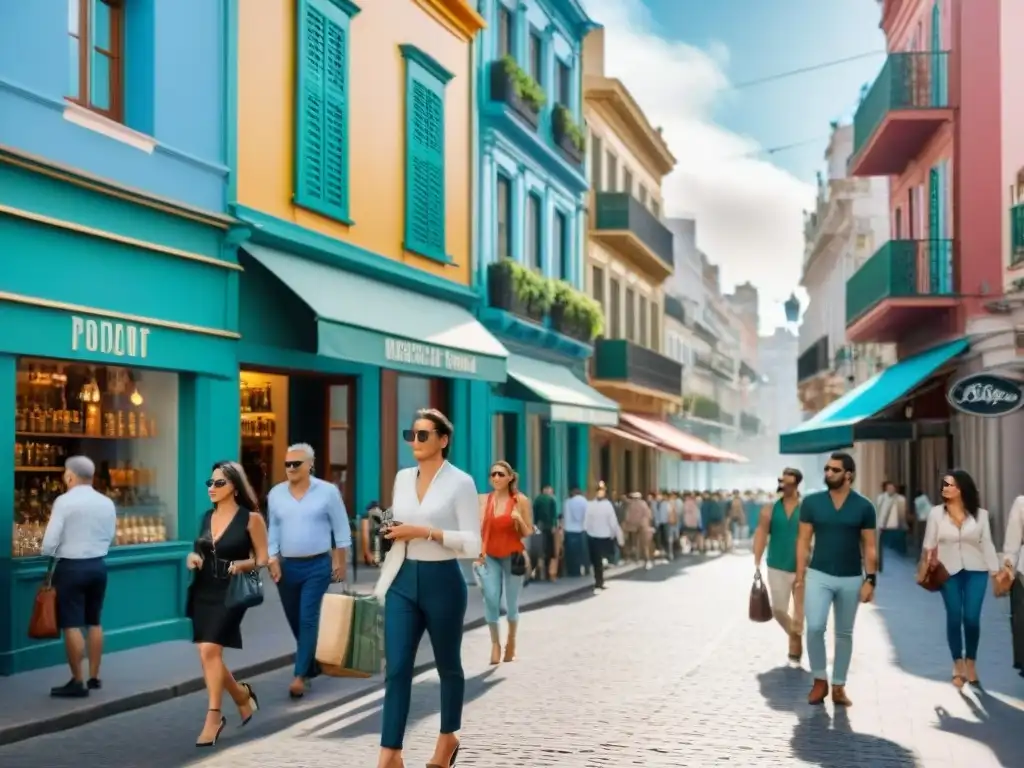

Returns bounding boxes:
[384,338,477,375]
[954,382,1019,407]
[71,315,150,359]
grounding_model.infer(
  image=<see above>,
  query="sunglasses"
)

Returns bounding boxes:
[284,460,306,470]
[205,479,228,488]
[403,429,436,443]
[491,471,508,479]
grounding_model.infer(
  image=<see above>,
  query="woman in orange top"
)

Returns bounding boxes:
[476,461,533,665]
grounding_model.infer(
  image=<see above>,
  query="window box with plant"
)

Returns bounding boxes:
[490,56,546,129]
[550,282,603,343]
[487,259,553,323]
[552,104,585,165]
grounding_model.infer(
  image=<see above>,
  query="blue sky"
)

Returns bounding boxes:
[642,0,887,183]
[583,0,888,329]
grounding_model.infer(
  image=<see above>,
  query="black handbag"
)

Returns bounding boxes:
[225,569,264,610]
[510,551,527,577]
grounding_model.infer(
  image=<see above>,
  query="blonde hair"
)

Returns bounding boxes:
[491,460,518,497]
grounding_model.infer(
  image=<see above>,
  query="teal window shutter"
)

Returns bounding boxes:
[400,45,454,263]
[294,0,361,224]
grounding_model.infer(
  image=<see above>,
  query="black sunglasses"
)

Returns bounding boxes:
[284,460,306,470]
[403,429,437,443]
[205,479,228,488]
[491,471,508,479]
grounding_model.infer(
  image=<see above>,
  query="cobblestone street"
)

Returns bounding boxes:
[4,551,1024,767]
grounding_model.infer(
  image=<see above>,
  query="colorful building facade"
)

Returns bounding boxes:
[230,0,505,518]
[0,0,239,672]
[781,0,1024,535]
[472,0,612,497]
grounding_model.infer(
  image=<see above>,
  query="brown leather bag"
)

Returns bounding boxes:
[916,549,950,593]
[28,560,59,640]
[749,571,773,623]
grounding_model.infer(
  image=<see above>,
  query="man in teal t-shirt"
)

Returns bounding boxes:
[753,467,804,663]
[795,451,877,708]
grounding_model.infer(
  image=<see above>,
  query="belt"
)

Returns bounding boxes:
[282,552,331,561]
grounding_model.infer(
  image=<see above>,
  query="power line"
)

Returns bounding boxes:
[729,50,885,90]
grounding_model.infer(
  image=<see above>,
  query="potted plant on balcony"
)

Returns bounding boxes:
[550,281,604,342]
[552,104,585,165]
[490,56,545,129]
[487,259,552,323]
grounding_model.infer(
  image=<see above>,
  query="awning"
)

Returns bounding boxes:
[597,426,660,450]
[243,244,508,382]
[506,354,619,426]
[619,413,748,463]
[779,337,968,455]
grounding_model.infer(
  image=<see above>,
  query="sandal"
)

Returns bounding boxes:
[952,674,966,689]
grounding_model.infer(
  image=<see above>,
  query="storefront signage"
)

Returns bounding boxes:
[71,315,151,359]
[946,372,1024,417]
[384,338,477,375]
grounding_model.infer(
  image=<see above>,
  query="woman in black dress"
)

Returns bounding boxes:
[186,461,269,747]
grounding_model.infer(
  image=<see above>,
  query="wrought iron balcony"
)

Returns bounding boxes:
[591,193,674,278]
[592,338,682,398]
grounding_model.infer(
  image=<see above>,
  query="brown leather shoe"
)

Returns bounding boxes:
[831,685,852,706]
[788,633,802,661]
[808,678,829,705]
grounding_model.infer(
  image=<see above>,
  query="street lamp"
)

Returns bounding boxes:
[784,293,801,323]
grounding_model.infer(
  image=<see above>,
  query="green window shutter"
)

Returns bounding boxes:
[295,0,359,224]
[400,45,454,263]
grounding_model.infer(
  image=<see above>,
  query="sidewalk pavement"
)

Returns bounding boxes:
[0,560,635,746]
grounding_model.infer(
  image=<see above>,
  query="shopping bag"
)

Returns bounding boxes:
[28,559,59,640]
[748,571,773,623]
[315,592,356,669]
[349,596,385,676]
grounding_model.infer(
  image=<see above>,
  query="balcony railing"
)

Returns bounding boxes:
[846,239,955,325]
[593,338,682,397]
[685,394,720,421]
[593,193,674,271]
[1012,204,1024,267]
[664,294,686,325]
[852,51,950,161]
[797,335,830,382]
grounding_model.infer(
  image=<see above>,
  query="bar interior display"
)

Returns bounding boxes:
[13,357,179,556]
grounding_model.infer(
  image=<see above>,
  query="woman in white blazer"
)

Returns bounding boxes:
[1001,495,1024,676]
[922,470,1000,688]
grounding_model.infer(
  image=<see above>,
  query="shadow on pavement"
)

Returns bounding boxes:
[934,688,1024,768]
[757,666,918,767]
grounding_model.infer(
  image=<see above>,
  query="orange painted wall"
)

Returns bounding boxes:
[236,0,473,285]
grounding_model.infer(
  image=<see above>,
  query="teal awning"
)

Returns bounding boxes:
[779,337,968,455]
[243,244,508,382]
[506,354,619,426]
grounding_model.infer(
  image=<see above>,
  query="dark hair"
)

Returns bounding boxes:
[212,461,260,514]
[945,469,981,517]
[830,451,856,475]
[783,467,803,485]
[414,408,453,459]
[570,487,581,496]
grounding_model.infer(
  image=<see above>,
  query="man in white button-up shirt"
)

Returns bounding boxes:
[42,455,116,698]
[584,486,622,589]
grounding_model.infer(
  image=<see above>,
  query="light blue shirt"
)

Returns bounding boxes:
[563,494,588,533]
[654,500,671,525]
[268,477,352,558]
[41,485,116,559]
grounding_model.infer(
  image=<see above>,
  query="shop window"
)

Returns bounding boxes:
[14,358,178,557]
[401,44,453,263]
[67,0,124,121]
[240,371,289,508]
[294,0,357,224]
[397,375,431,469]
[328,383,354,511]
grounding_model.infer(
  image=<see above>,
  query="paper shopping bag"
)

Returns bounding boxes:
[315,592,355,669]
[349,596,385,676]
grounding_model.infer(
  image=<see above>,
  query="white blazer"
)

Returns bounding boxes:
[922,505,999,576]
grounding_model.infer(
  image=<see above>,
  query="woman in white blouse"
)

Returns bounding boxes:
[1001,495,1024,676]
[922,470,1000,689]
[376,408,480,768]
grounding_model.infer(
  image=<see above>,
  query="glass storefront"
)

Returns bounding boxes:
[13,357,178,556]
[239,370,290,507]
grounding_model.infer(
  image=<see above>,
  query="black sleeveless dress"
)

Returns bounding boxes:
[188,508,253,648]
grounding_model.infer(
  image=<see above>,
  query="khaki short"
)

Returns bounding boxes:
[767,567,804,636]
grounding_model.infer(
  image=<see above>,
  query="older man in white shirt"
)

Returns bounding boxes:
[584,486,623,590]
[42,455,116,698]
[1002,495,1024,675]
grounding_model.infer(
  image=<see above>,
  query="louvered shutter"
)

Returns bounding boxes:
[405,73,446,261]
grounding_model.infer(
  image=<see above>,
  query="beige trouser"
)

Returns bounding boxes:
[767,567,804,637]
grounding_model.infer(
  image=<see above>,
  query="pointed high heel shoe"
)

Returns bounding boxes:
[426,740,461,767]
[240,682,259,726]
[195,709,227,747]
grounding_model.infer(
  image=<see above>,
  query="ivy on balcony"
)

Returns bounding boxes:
[488,259,602,342]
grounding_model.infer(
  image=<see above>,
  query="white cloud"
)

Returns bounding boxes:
[581,0,815,331]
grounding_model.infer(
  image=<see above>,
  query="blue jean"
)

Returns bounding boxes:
[804,569,863,685]
[382,559,467,749]
[939,569,988,660]
[564,531,588,576]
[480,555,524,624]
[278,554,332,678]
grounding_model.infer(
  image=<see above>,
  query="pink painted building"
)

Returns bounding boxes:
[817,0,1024,532]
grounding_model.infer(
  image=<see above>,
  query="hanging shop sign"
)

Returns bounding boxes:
[946,371,1024,417]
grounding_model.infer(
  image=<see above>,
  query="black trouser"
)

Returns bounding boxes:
[589,536,612,587]
[1012,577,1024,670]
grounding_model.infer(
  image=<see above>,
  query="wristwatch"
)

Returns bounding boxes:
[864,573,877,587]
